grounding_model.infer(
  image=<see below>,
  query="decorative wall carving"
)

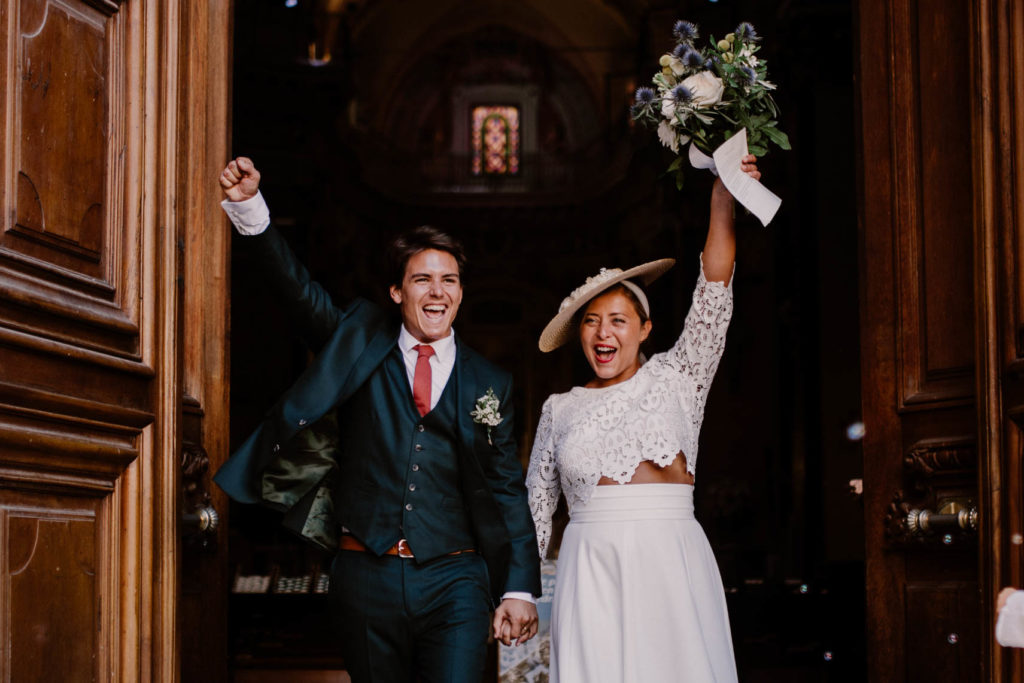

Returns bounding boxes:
[904,439,977,477]
[884,490,912,544]
[884,438,977,547]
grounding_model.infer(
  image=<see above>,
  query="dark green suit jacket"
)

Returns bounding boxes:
[214,226,541,603]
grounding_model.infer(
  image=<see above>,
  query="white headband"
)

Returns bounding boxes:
[619,280,650,317]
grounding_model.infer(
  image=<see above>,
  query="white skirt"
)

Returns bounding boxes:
[550,484,738,683]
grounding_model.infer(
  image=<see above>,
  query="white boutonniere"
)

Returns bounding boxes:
[470,388,503,445]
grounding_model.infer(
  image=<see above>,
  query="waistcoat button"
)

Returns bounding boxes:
[409,484,416,491]
[411,464,420,471]
[415,444,423,451]
[417,424,425,433]
[405,503,413,511]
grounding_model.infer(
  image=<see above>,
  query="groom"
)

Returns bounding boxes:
[213,157,541,682]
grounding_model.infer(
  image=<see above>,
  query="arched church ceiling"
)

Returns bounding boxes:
[348,0,638,114]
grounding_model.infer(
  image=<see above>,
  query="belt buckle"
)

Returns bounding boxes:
[396,538,414,559]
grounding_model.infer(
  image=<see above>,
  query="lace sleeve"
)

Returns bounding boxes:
[525,397,559,558]
[665,254,734,426]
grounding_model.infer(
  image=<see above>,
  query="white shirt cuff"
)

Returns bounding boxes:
[221,191,270,235]
[501,591,536,605]
[997,591,1024,647]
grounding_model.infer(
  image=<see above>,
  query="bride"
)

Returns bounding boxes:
[525,156,760,682]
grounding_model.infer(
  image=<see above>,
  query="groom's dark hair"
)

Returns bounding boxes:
[387,226,467,287]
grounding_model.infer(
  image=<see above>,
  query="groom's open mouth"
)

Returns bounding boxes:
[594,344,617,364]
[423,304,448,321]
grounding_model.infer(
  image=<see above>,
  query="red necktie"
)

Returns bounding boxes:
[412,344,435,417]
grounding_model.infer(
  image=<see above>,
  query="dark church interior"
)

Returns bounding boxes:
[224,0,862,680]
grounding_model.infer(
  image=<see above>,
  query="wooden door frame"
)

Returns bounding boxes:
[974,0,1024,680]
[174,0,233,680]
[142,0,234,677]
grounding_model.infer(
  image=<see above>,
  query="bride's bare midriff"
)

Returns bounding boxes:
[597,452,694,486]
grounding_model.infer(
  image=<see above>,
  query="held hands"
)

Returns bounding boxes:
[219,156,261,203]
[492,598,539,647]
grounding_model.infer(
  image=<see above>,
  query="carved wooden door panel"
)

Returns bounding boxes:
[858,0,1024,680]
[0,1,231,681]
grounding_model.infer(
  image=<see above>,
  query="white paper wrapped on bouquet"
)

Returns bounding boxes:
[689,129,782,227]
[689,143,719,177]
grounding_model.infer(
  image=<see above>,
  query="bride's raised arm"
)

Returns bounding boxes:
[701,154,760,283]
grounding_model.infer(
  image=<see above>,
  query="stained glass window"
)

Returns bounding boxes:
[471,106,520,176]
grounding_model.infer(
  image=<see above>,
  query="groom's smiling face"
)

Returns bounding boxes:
[389,249,463,343]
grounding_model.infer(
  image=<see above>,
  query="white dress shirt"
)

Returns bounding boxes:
[220,193,535,605]
[396,325,455,411]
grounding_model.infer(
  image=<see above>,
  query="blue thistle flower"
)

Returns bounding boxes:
[704,59,715,70]
[635,87,656,105]
[671,44,704,68]
[741,66,757,85]
[735,22,759,42]
[683,46,704,69]
[671,84,693,104]
[673,20,699,44]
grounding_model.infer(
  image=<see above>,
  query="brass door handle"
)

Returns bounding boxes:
[182,505,219,534]
[905,506,977,536]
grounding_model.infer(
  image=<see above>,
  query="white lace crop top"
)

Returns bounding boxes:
[525,259,733,556]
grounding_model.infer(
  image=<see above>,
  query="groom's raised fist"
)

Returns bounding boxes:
[220,156,260,202]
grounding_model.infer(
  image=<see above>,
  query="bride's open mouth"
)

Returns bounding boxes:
[594,344,617,364]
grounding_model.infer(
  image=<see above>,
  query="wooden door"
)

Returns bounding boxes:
[0,1,231,681]
[857,0,1024,680]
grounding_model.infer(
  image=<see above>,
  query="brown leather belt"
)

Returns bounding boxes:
[338,535,474,559]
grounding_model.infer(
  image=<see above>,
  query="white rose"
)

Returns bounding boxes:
[682,71,725,108]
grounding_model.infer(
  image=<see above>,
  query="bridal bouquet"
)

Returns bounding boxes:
[632,20,790,188]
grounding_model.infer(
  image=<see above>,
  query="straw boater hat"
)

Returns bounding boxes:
[538,258,676,352]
